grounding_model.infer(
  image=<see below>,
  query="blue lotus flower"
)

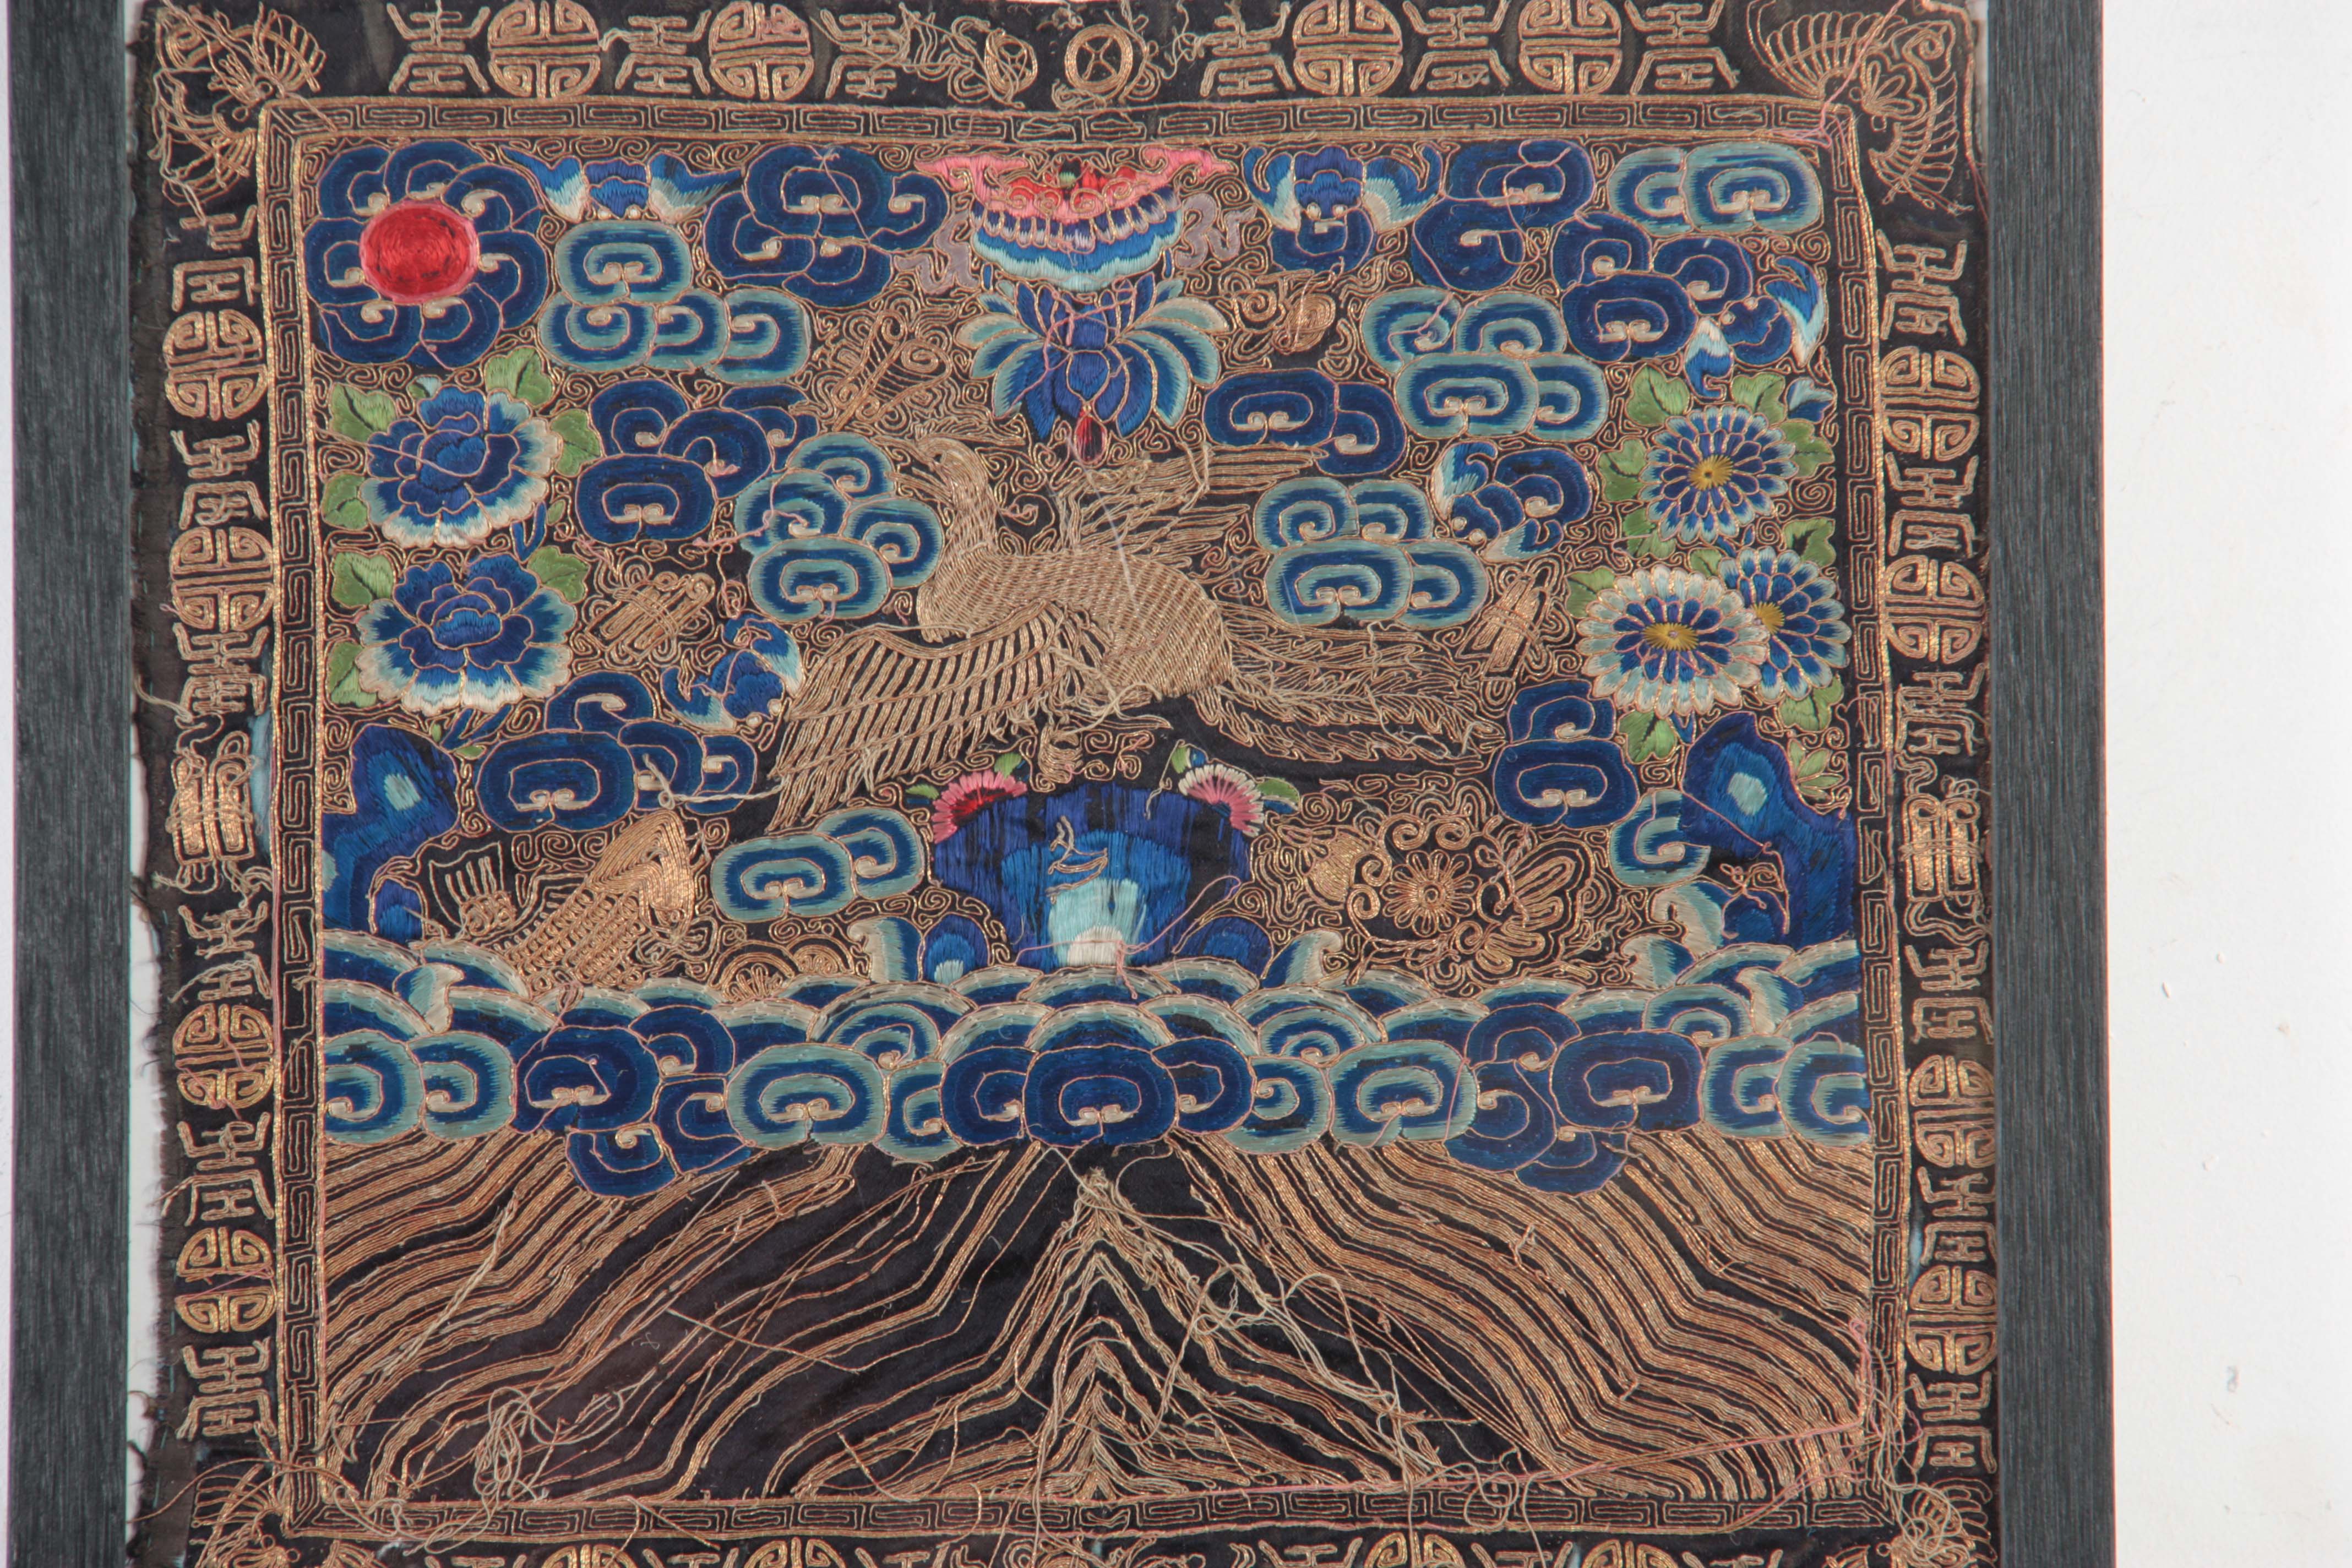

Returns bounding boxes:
[959,276,1225,455]
[1640,405,1796,543]
[1243,146,1439,274]
[1719,548,1849,699]
[353,553,575,716]
[1577,565,1766,718]
[303,140,548,368]
[363,386,556,548]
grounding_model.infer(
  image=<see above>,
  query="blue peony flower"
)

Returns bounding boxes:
[959,276,1225,459]
[302,140,548,368]
[1577,565,1766,718]
[1719,548,1850,699]
[1640,405,1795,543]
[363,386,556,548]
[1243,146,1439,274]
[353,553,575,716]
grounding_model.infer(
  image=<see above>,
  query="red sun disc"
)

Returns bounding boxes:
[357,200,482,306]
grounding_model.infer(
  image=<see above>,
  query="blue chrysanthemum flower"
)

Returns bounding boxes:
[1577,565,1766,718]
[363,386,556,548]
[302,140,548,368]
[1720,548,1850,699]
[354,553,575,716]
[1640,406,1796,543]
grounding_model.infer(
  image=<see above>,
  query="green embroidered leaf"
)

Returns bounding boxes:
[1619,506,1672,559]
[1779,417,1833,477]
[1620,710,1678,763]
[904,782,942,802]
[1787,742,1837,801]
[455,743,488,761]
[1784,515,1837,568]
[1777,675,1845,733]
[1562,567,1619,617]
[1598,438,1649,503]
[322,471,371,532]
[325,641,376,709]
[1730,372,1788,422]
[995,752,1026,776]
[483,347,525,398]
[1684,547,1724,580]
[483,346,556,408]
[526,545,590,605]
[328,384,399,444]
[552,409,601,476]
[1625,366,1690,426]
[1256,777,1303,808]
[329,550,398,609]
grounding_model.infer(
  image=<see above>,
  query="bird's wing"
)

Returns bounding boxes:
[765,606,1108,830]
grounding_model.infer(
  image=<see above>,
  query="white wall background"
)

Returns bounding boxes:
[2106,2,2352,1562]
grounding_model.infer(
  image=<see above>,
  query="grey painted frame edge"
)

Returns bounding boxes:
[10,0,133,1560]
[1990,1,2114,1565]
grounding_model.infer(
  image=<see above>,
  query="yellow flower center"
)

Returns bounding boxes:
[1687,454,1736,491]
[1643,620,1702,651]
[1753,602,1785,631]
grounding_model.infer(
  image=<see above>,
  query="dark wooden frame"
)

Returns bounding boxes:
[1991,1,2115,1564]
[7,0,2110,1559]
[10,0,134,1561]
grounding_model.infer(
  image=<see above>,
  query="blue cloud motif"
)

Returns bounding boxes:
[1777,1037,1872,1146]
[541,221,812,382]
[303,140,547,368]
[711,808,927,922]
[1363,289,1608,441]
[576,379,776,545]
[323,1031,426,1144]
[1243,146,1441,274]
[1329,1040,1471,1146]
[1265,538,1411,627]
[1204,368,1337,449]
[1433,442,1593,559]
[1554,213,1827,388]
[726,1042,888,1147]
[1550,1030,1703,1131]
[1407,140,1596,290]
[312,898,1871,1186]
[1489,676,1638,827]
[1322,382,1410,476]
[734,432,941,625]
[473,671,758,830]
[1354,480,1433,543]
[703,145,949,308]
[1608,141,1823,236]
[1254,477,1356,548]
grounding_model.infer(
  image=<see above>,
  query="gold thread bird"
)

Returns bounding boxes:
[759,437,1503,829]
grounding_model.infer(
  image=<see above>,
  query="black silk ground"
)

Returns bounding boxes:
[129,4,1994,1564]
